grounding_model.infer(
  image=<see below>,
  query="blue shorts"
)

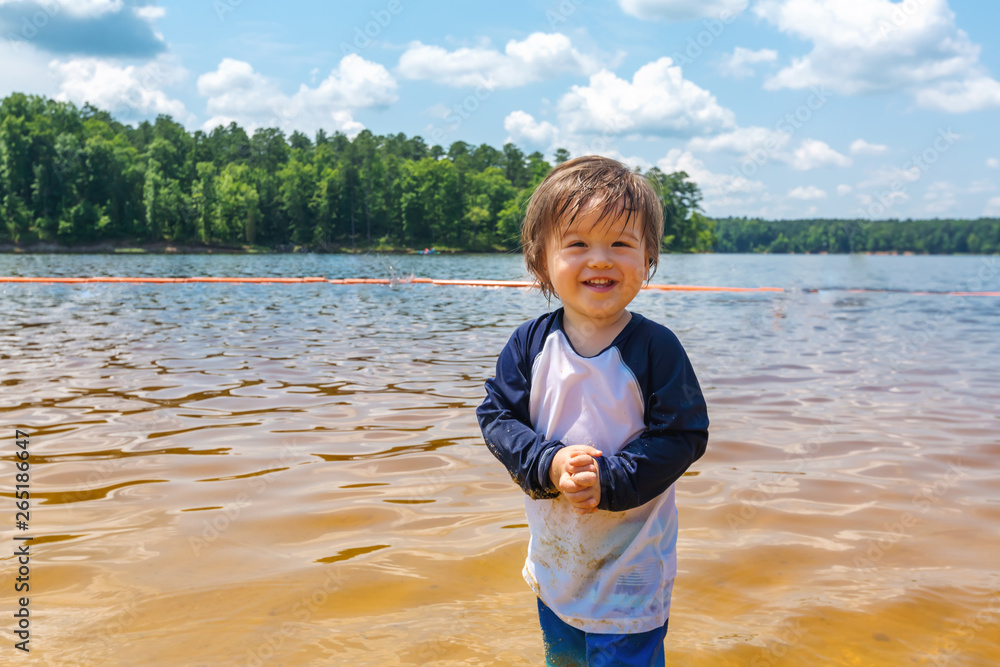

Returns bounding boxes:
[537,598,669,667]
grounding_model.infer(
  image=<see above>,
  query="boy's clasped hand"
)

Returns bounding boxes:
[549,445,604,515]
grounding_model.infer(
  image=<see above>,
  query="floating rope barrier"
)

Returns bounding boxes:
[1,276,998,295]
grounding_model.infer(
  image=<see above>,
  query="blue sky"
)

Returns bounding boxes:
[2,0,999,220]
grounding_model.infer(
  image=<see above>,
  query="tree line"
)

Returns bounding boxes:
[0,93,713,252]
[714,217,1000,254]
[3,93,994,255]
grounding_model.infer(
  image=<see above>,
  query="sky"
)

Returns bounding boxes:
[2,0,999,220]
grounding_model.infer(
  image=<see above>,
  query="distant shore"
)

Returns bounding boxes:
[0,241,472,255]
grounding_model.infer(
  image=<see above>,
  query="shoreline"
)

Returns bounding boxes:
[0,242,994,256]
[0,241,474,255]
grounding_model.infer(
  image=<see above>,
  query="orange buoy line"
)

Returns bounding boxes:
[644,284,783,293]
[0,276,329,283]
[0,275,784,292]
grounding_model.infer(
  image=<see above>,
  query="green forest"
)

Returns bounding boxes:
[0,93,712,253]
[1,93,996,254]
[715,217,1000,254]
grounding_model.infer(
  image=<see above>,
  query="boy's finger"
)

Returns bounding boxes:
[559,476,584,493]
[567,446,602,458]
[564,488,598,505]
[569,498,598,513]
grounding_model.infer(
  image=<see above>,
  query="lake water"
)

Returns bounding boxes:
[2,253,999,666]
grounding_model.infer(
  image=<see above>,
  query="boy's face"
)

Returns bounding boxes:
[544,203,648,331]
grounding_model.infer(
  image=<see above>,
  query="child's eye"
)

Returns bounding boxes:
[612,241,632,247]
[569,241,586,248]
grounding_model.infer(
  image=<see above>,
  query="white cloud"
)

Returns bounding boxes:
[687,126,858,174]
[67,0,122,17]
[397,33,603,88]
[198,59,269,115]
[504,111,559,148]
[789,138,852,170]
[293,56,396,108]
[501,111,651,169]
[504,58,736,152]
[923,181,957,215]
[133,5,166,21]
[198,54,396,137]
[859,190,908,208]
[618,0,747,21]
[0,40,58,99]
[986,158,999,169]
[719,47,778,78]
[913,75,1000,114]
[51,57,190,124]
[849,138,888,155]
[687,126,790,156]
[657,148,765,199]
[557,57,736,137]
[787,185,827,200]
[968,180,995,194]
[837,184,852,196]
[984,196,1000,216]
[857,165,922,190]
[755,0,1000,113]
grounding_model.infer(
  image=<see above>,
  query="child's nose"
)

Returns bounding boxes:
[586,247,613,267]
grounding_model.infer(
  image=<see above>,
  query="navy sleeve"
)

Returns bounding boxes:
[596,326,709,512]
[477,324,565,500]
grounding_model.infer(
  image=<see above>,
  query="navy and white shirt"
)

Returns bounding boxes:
[477,308,709,633]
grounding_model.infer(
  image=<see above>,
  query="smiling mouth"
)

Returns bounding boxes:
[584,278,616,287]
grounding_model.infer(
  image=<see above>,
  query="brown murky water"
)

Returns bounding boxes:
[2,254,999,666]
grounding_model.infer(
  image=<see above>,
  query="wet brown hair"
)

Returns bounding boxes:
[521,155,664,299]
